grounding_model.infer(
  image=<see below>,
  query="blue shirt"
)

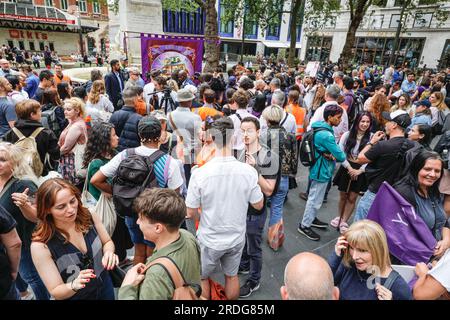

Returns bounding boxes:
[401,80,417,96]
[0,97,17,138]
[328,252,413,300]
[25,73,40,98]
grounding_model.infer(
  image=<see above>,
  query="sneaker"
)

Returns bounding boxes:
[238,266,250,275]
[239,281,260,298]
[311,218,328,229]
[323,198,328,204]
[20,290,35,300]
[297,225,320,241]
[299,192,308,201]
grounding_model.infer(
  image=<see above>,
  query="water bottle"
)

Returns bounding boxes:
[305,141,312,162]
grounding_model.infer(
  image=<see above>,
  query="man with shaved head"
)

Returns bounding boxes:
[280,252,339,300]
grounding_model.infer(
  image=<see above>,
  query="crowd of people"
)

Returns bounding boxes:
[0,54,449,301]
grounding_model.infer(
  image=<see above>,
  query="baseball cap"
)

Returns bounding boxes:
[416,99,431,108]
[381,110,411,128]
[138,116,161,139]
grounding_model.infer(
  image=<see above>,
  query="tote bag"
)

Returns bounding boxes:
[267,218,285,251]
[94,194,117,237]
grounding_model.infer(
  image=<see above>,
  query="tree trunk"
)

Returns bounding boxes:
[389,1,408,66]
[287,0,304,67]
[241,12,246,63]
[339,1,367,70]
[203,0,220,73]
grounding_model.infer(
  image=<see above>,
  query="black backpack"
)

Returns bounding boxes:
[298,127,326,167]
[112,148,166,217]
[347,92,364,126]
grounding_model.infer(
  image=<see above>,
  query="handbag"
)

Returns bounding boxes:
[267,218,285,251]
[109,265,126,288]
[81,163,97,210]
[208,278,227,300]
[94,193,117,237]
[73,142,87,178]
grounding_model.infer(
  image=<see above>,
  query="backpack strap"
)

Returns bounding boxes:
[280,112,288,127]
[30,127,44,139]
[235,113,242,121]
[141,256,187,289]
[12,127,25,139]
[383,270,400,291]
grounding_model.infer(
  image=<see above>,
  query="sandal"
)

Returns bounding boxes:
[330,217,341,228]
[339,222,349,234]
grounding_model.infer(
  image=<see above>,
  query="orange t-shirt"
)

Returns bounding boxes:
[192,106,223,121]
[285,103,306,140]
[53,74,71,86]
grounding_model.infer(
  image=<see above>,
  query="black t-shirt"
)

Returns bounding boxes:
[364,136,414,193]
[238,147,279,215]
[0,204,17,298]
[0,179,37,247]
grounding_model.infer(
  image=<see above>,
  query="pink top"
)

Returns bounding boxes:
[58,118,87,155]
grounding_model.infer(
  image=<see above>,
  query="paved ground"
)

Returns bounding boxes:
[223,164,342,300]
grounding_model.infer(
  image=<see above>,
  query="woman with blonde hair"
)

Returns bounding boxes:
[429,91,449,126]
[86,80,114,122]
[31,178,118,300]
[329,220,412,300]
[0,142,50,299]
[367,93,390,132]
[390,93,412,115]
[58,97,88,187]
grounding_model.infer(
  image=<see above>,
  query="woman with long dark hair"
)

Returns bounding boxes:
[57,81,72,101]
[41,88,67,138]
[83,122,133,267]
[394,151,450,259]
[408,124,432,150]
[331,112,373,233]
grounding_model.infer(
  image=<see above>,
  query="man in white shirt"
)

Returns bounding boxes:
[308,84,348,143]
[186,117,264,300]
[260,90,296,135]
[143,69,160,106]
[91,116,183,265]
[228,89,257,153]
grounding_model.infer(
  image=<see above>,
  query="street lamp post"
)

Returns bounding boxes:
[75,1,85,57]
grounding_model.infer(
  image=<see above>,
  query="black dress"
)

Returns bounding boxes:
[333,160,368,193]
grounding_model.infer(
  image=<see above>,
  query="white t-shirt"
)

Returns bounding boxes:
[143,82,155,106]
[100,146,183,190]
[186,156,263,250]
[429,249,450,292]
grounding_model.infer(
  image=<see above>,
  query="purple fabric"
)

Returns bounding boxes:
[140,34,203,83]
[367,182,437,265]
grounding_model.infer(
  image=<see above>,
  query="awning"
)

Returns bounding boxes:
[262,41,300,49]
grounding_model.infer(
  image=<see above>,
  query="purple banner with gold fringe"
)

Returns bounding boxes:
[141,33,203,81]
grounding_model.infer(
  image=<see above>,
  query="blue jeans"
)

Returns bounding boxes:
[239,209,267,284]
[268,176,289,227]
[354,190,377,222]
[15,273,28,292]
[19,245,50,300]
[300,179,329,228]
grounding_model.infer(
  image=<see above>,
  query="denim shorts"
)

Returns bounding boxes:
[124,216,155,248]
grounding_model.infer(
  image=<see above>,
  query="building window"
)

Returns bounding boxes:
[18,41,25,50]
[39,42,45,51]
[394,0,404,6]
[78,0,87,13]
[60,0,68,11]
[413,13,433,28]
[45,0,53,6]
[439,39,450,69]
[219,1,234,36]
[49,43,55,52]
[353,37,425,68]
[305,36,332,62]
[29,41,35,51]
[266,3,282,40]
[93,1,100,14]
